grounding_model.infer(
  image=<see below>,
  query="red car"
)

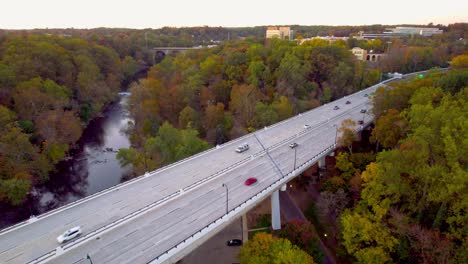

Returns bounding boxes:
[244,178,258,186]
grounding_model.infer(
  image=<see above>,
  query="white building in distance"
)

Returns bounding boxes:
[386,27,443,37]
[266,27,293,40]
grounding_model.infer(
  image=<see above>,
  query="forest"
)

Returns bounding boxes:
[0,23,465,224]
[0,34,141,205]
[117,34,458,176]
[238,58,467,263]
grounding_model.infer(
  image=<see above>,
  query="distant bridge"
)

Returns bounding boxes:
[152,46,217,63]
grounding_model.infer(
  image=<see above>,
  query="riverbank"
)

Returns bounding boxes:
[0,94,133,229]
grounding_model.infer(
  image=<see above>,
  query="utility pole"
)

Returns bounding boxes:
[333,124,338,146]
[293,147,297,170]
[222,183,228,215]
[87,254,94,264]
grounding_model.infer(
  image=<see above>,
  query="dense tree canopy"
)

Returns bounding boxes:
[0,34,127,205]
[239,232,314,264]
[341,70,467,263]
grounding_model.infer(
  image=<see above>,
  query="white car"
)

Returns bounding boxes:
[289,142,298,148]
[235,143,249,153]
[57,226,82,243]
[303,124,311,129]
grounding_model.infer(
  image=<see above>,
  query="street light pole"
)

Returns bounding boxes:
[293,147,297,170]
[333,124,338,146]
[87,254,93,264]
[222,183,228,215]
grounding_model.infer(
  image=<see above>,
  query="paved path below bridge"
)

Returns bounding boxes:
[280,190,336,264]
[178,218,242,264]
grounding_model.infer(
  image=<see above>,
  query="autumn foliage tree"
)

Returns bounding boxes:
[337,119,357,153]
[341,71,467,262]
[239,232,314,264]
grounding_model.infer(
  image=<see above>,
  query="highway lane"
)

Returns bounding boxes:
[0,81,381,264]
[49,155,279,263]
[48,92,375,264]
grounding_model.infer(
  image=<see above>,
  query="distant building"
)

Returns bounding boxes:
[351,47,367,61]
[266,26,293,40]
[359,27,443,39]
[387,27,443,37]
[351,47,386,62]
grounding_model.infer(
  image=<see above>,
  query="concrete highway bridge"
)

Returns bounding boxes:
[0,70,441,264]
[152,46,217,63]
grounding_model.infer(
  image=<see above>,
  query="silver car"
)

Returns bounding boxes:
[235,143,249,153]
[57,226,82,243]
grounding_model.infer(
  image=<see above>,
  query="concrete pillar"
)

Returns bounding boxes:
[271,190,281,230]
[318,156,326,169]
[357,130,362,141]
[242,214,248,242]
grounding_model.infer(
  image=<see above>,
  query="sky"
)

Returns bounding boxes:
[1,0,467,29]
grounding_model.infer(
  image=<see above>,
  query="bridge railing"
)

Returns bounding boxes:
[10,68,449,263]
[3,70,428,235]
[152,142,338,263]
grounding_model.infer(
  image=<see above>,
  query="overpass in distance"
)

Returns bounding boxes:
[0,70,440,264]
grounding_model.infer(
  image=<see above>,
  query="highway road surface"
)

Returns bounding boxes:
[0,79,385,264]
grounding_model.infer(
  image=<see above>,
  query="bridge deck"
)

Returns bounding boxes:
[0,70,441,264]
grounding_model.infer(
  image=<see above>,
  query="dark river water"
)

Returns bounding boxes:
[0,94,133,229]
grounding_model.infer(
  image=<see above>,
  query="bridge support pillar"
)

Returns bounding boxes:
[318,156,326,169]
[271,190,281,230]
[357,130,362,141]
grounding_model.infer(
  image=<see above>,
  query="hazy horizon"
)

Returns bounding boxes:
[1,0,466,30]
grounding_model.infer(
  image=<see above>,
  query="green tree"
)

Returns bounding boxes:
[178,105,199,129]
[272,96,294,120]
[370,109,407,149]
[277,219,324,262]
[337,119,357,153]
[0,178,31,206]
[239,232,314,264]
[341,207,398,263]
[252,102,278,128]
[229,84,261,126]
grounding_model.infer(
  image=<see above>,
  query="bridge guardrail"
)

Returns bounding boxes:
[27,189,181,264]
[0,73,400,236]
[153,143,337,263]
[10,67,449,263]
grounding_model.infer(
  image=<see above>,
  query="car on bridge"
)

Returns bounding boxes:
[289,142,298,148]
[244,177,258,186]
[358,120,364,125]
[360,109,367,113]
[333,106,340,110]
[346,100,351,104]
[57,226,81,243]
[364,93,369,97]
[235,143,249,153]
[303,124,311,129]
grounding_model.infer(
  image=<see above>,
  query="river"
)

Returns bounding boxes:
[0,94,133,229]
